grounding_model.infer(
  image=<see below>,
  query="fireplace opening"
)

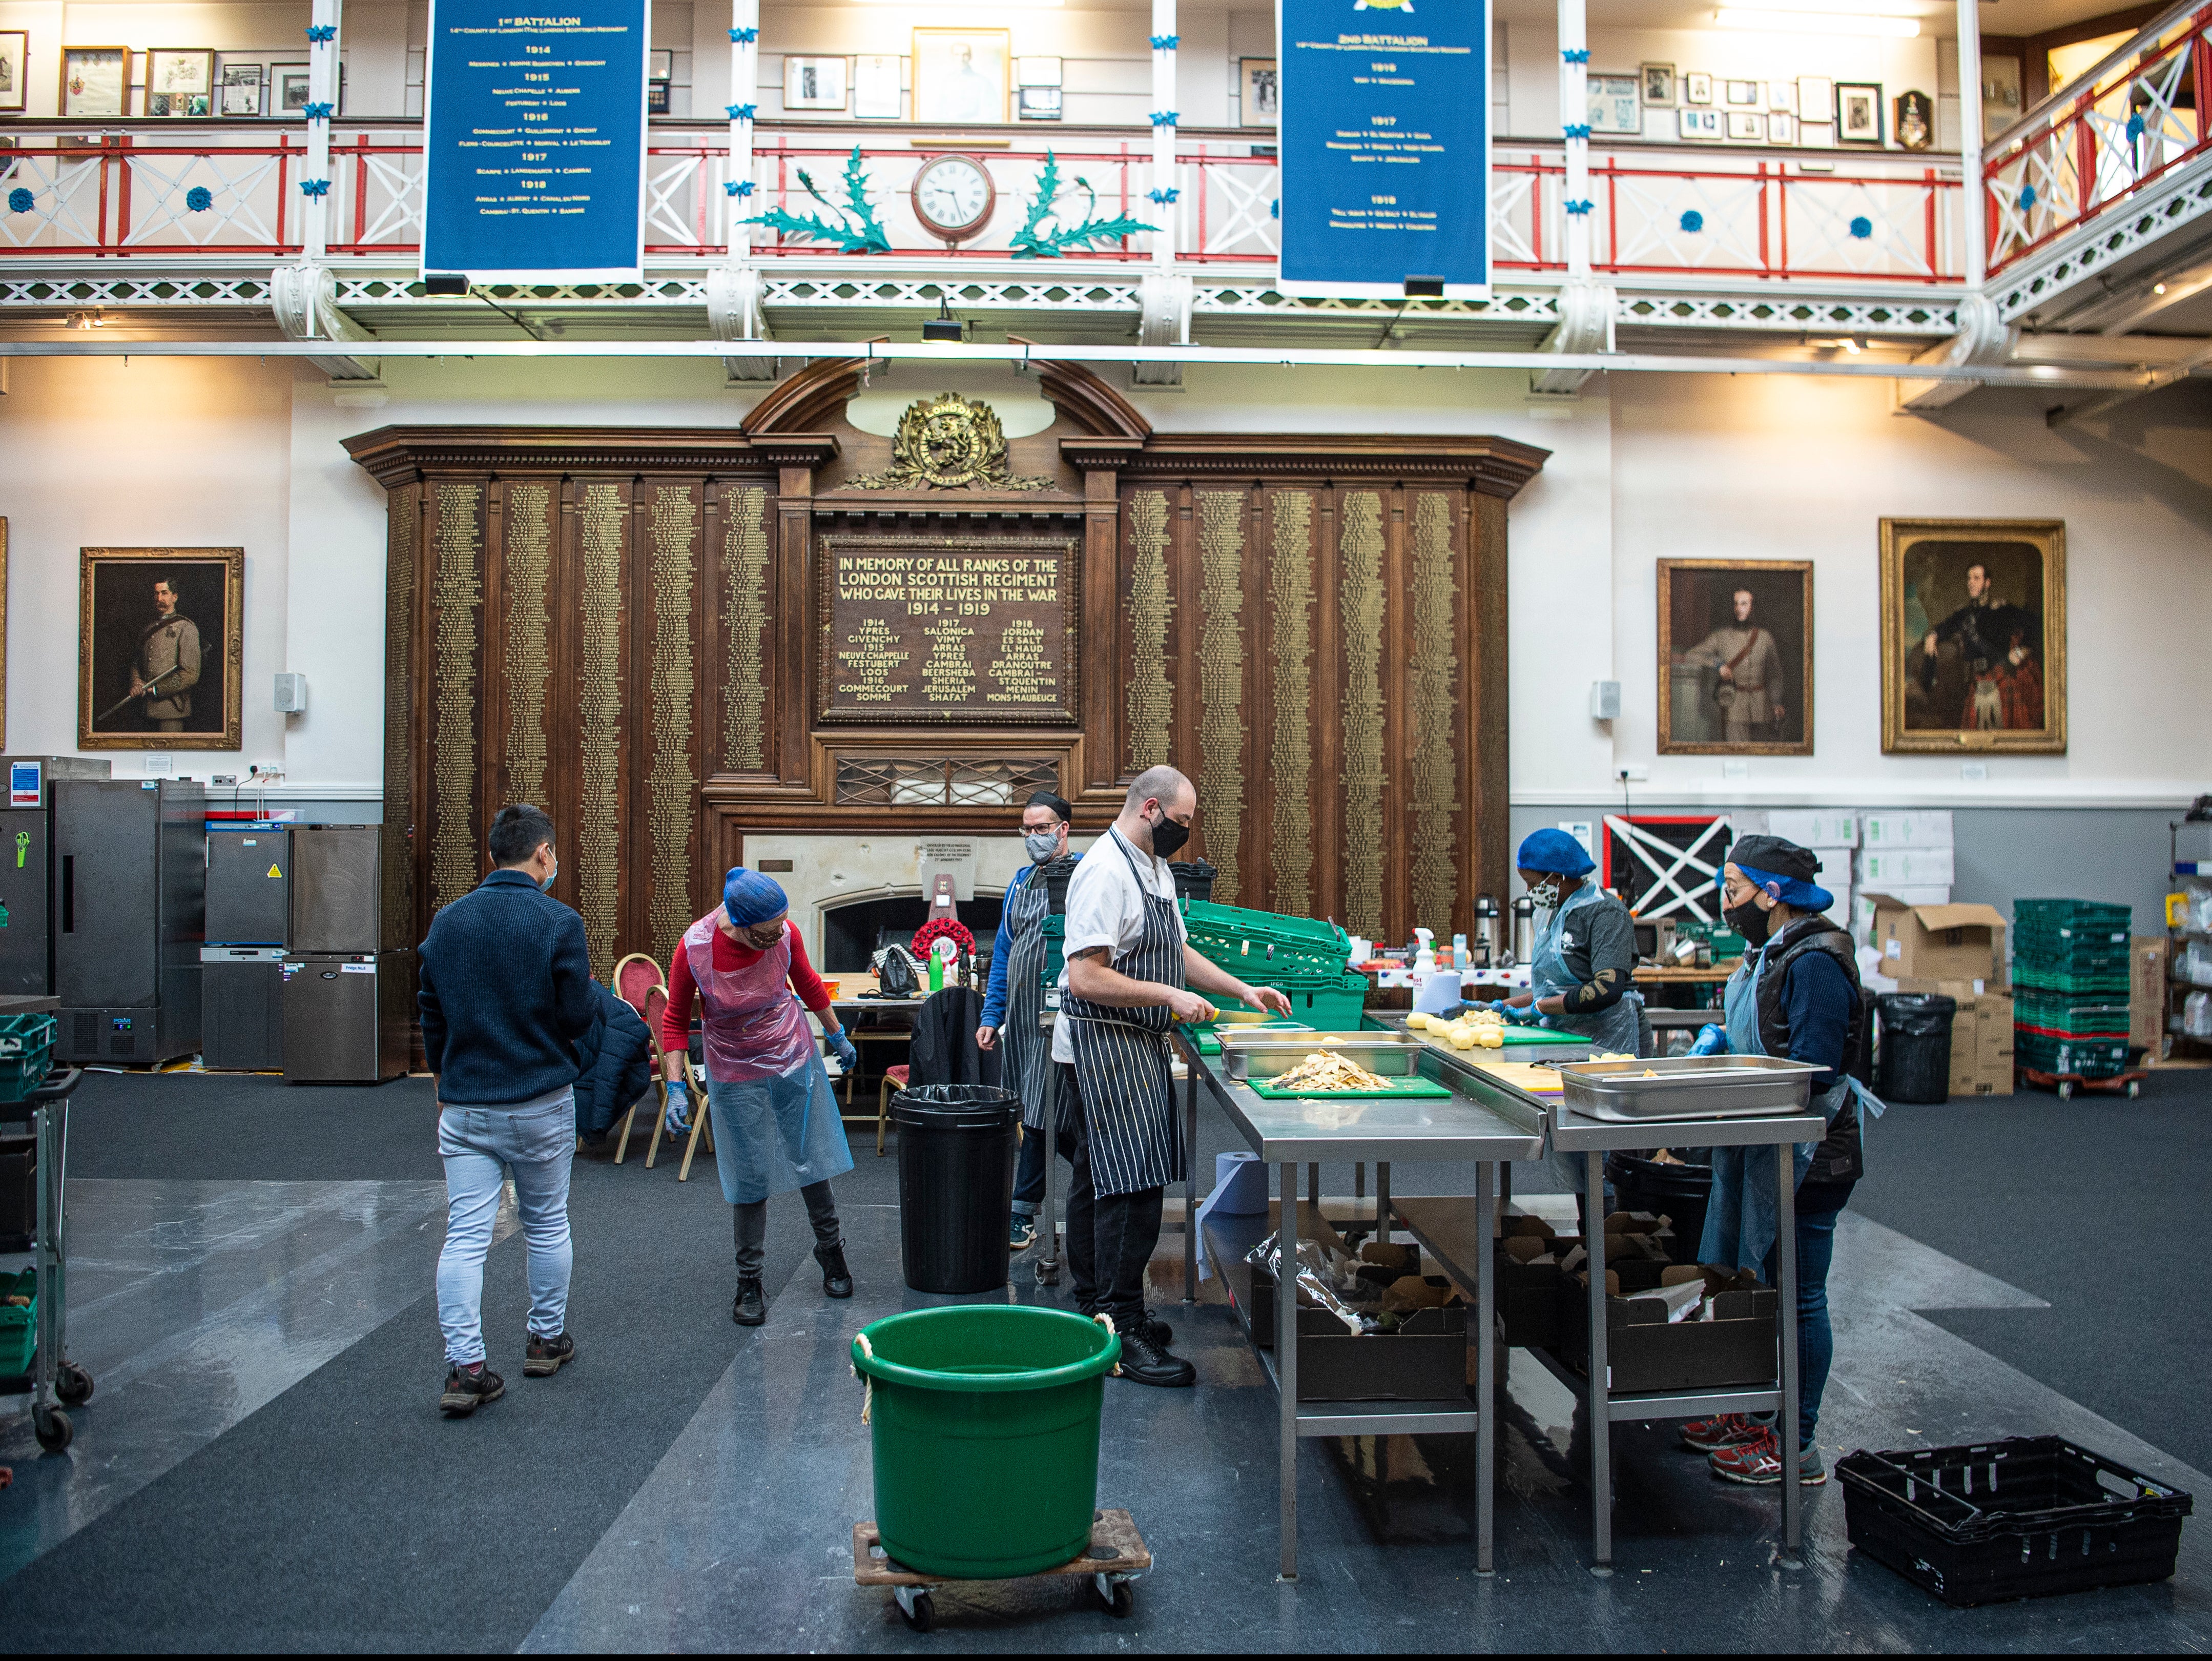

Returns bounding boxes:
[821,893,1007,974]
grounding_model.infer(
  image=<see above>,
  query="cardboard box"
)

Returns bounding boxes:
[1862,810,1956,849]
[2132,936,2170,1052]
[1857,847,1957,888]
[1734,809,1859,849]
[1869,895,2006,984]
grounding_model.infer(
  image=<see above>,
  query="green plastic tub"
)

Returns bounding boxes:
[0,1267,34,1377]
[853,1305,1120,1579]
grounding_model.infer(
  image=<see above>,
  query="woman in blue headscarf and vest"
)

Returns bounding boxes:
[1676,833,1883,1491]
[661,868,862,1327]
[1489,828,1645,1056]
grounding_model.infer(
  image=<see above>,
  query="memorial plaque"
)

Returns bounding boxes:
[817,532,1080,724]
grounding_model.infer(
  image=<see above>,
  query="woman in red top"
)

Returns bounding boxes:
[662,868,861,1325]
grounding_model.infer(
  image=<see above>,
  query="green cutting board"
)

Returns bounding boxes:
[1247,1074,1453,1100]
[1420,1027,1591,1048]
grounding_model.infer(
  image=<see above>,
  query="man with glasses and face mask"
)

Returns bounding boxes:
[979,790,1074,1252]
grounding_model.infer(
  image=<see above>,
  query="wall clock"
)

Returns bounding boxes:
[911,154,996,244]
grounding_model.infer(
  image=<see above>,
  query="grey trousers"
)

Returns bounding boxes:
[733,1180,842,1277]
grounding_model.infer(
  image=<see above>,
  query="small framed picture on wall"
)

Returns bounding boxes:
[275,64,312,113]
[60,47,129,117]
[1726,110,1762,141]
[1678,107,1722,140]
[784,56,848,112]
[1766,111,1795,145]
[853,53,902,119]
[145,49,215,116]
[219,61,264,116]
[1836,81,1884,143]
[1684,71,1713,105]
[1241,57,1278,128]
[1588,74,1640,134]
[0,32,29,114]
[912,29,1009,124]
[1796,76,1834,120]
[1893,88,1934,150]
[1641,63,1675,106]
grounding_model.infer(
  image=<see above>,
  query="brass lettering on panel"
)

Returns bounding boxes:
[503,483,553,807]
[1195,491,1247,906]
[816,533,1079,725]
[1269,492,1316,916]
[722,484,770,772]
[430,485,483,913]
[383,486,418,950]
[1409,493,1460,931]
[1125,491,1173,771]
[576,484,626,975]
[1339,491,1387,938]
[648,487,699,965]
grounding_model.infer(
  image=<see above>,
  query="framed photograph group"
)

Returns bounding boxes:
[1880,518,2065,754]
[1659,559,1813,754]
[78,547,244,751]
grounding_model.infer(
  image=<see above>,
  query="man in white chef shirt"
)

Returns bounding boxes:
[1050,766,1290,1385]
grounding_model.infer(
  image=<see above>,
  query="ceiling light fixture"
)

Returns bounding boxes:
[2154,282,2169,294]
[1715,8,1921,35]
[64,308,105,330]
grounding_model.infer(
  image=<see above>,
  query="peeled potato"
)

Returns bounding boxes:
[1475,1028,1504,1049]
[1450,1028,1478,1050]
[1406,1012,1432,1031]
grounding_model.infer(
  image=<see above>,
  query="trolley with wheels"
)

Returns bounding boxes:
[852,1508,1150,1632]
[2017,1064,2147,1100]
[2,1065,90,1453]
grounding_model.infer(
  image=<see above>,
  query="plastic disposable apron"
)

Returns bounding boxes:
[683,913,855,1206]
[1058,831,1185,1198]
[1000,865,1055,1133]
[1698,944,1881,1273]
[1530,881,1644,1055]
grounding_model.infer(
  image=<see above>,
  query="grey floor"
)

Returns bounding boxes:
[1,1070,2208,1652]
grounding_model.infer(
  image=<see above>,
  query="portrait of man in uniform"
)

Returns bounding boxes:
[1658,559,1812,754]
[78,547,243,751]
[1881,520,2065,754]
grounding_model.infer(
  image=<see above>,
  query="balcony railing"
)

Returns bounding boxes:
[0,116,1962,286]
[1983,0,2212,280]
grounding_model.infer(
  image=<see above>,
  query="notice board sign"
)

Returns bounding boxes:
[816,535,1080,726]
[422,0,649,280]
[1276,0,1491,298]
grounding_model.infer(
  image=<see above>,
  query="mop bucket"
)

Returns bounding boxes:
[852,1305,1122,1578]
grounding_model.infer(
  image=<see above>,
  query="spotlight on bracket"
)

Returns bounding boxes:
[422,272,470,297]
[922,297,964,343]
[1403,275,1445,298]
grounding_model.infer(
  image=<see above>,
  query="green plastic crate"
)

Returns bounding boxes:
[1180,899,1352,986]
[2012,993,2130,1037]
[1211,975,1369,1030]
[2014,898,2132,928]
[2011,965,2130,996]
[0,1013,55,1105]
[0,1267,33,1378]
[2016,1033,2130,1078]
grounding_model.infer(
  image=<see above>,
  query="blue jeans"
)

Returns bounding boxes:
[437,1093,575,1366]
[1762,1202,1841,1448]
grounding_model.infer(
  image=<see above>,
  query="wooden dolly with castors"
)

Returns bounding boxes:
[852,1508,1150,1632]
[2017,1064,2149,1100]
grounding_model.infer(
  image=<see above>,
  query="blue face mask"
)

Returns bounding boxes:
[540,859,558,893]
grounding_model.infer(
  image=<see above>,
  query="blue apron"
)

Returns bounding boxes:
[706,1051,855,1206]
[1698,944,1883,1273]
[1531,881,1644,1054]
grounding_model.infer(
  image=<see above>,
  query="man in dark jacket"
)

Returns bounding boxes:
[572,980,653,1143]
[418,803,595,1418]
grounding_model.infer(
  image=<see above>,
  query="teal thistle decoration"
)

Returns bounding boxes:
[740,146,890,254]
[1010,152,1156,258]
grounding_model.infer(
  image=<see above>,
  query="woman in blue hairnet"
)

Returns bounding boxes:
[1489,828,1645,1057]
[661,868,860,1326]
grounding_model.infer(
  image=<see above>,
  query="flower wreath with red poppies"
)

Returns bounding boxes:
[910,917,975,960]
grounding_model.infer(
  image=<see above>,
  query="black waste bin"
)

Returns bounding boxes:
[1604,1152,1712,1265]
[1039,855,1081,915]
[1876,992,1957,1104]
[1168,859,1218,904]
[892,1083,1024,1294]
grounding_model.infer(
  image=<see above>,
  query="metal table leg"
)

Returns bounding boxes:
[1278,1159,1299,1582]
[1586,1148,1613,1574]
[1498,1162,1512,1210]
[1376,1162,1392,1243]
[1306,1161,1320,1215]
[1476,1158,1497,1576]
[1777,1137,1803,1567]
[1184,1056,1199,1304]
[1036,1065,1061,1287]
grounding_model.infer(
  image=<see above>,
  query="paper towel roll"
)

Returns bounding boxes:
[1212,1151,1268,1216]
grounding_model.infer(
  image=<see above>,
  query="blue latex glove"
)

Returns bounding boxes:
[662,1079,691,1135]
[1688,1022,1730,1057]
[827,1030,859,1073]
[1504,1002,1541,1026]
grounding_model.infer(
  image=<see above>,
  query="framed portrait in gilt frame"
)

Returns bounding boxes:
[1881,519,2064,754]
[913,29,1008,124]
[78,547,244,751]
[1659,559,1813,755]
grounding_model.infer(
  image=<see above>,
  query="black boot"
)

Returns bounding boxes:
[1113,1323,1195,1388]
[817,1243,854,1299]
[733,1277,766,1325]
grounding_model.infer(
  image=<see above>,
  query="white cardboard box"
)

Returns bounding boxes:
[1861,810,1955,848]
[1732,810,1859,849]
[1857,847,1957,887]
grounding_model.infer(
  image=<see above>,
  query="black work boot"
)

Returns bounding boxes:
[1113,1323,1196,1388]
[817,1242,854,1299]
[1139,1313,1173,1346]
[733,1276,766,1325]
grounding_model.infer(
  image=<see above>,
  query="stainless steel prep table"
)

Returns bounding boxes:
[1171,1030,1543,1581]
[1425,1048,1825,1574]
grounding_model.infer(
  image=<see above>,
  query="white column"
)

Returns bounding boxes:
[728,0,760,261]
[303,0,342,266]
[1150,0,1177,271]
[1557,0,1590,277]
[1955,0,1986,287]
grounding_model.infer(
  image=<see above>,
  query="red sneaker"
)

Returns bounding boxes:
[1708,1425,1828,1486]
[1679,1412,1762,1453]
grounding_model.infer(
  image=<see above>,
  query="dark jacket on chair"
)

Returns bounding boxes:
[907,985,1002,1089]
[571,981,655,1137]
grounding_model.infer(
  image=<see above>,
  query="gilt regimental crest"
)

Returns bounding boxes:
[851,393,1055,491]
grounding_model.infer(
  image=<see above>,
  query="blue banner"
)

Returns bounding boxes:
[1276,0,1490,298]
[422,0,649,279]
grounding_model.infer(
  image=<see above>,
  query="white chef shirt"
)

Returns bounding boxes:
[1050,827,1190,1063]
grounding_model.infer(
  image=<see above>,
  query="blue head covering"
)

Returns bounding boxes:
[1721,833,1833,914]
[1723,864,1835,915]
[1516,827,1597,877]
[722,868,789,928]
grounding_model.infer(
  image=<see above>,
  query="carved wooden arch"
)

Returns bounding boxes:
[737,352,1149,441]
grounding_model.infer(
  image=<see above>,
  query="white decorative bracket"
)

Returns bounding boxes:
[271,261,380,380]
[707,264,777,382]
[1133,272,1192,386]
[1895,290,2015,414]
[1529,276,1615,395]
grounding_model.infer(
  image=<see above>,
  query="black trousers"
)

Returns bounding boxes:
[1060,1062,1165,1326]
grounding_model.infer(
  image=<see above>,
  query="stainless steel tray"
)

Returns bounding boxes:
[1216,1030,1424,1082]
[1553,1054,1824,1121]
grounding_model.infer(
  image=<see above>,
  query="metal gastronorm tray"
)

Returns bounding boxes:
[1553,1054,1824,1121]
[1216,1030,1424,1082]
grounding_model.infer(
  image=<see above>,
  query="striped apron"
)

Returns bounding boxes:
[1001,865,1055,1132]
[1060,833,1186,1198]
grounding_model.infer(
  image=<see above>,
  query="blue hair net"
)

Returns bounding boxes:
[1723,863,1835,916]
[722,868,789,928]
[1515,828,1596,877]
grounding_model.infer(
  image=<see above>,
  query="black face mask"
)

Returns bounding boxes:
[1724,898,1773,947]
[1147,811,1191,859]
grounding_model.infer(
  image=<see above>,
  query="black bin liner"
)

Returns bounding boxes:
[1039,855,1081,915]
[1876,992,1957,1104]
[891,1084,1023,1295]
[1604,1152,1712,1265]
[1168,860,1218,904]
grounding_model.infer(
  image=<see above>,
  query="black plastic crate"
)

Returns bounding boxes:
[1837,1437,2192,1608]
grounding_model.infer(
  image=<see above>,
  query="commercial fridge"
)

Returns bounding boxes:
[0,758,114,998]
[282,951,411,1083]
[55,780,205,1066]
[206,825,291,946]
[291,825,401,953]
[201,946,285,1071]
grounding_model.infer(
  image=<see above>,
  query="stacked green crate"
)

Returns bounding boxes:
[1180,899,1368,1028]
[2012,900,2135,1076]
